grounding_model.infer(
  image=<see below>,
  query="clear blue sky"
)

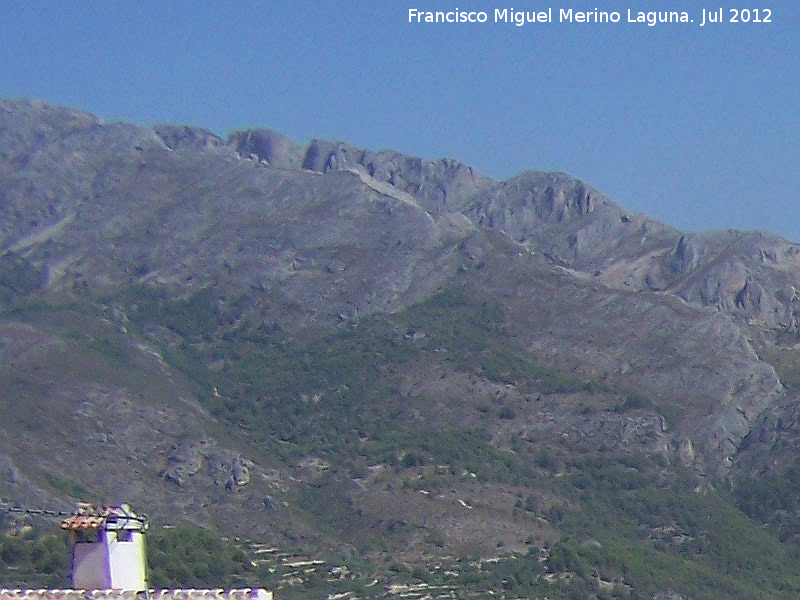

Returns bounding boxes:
[1,1,798,241]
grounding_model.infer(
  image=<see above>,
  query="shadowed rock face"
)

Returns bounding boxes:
[1,98,800,561]
[153,125,223,151]
[226,129,304,170]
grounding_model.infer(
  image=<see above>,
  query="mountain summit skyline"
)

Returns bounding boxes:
[3,2,796,244]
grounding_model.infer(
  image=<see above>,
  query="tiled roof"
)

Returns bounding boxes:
[0,589,272,600]
[60,515,108,531]
[59,504,146,532]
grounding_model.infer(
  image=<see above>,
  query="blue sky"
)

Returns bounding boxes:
[1,1,798,241]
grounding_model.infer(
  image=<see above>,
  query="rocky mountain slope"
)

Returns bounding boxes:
[2,98,800,599]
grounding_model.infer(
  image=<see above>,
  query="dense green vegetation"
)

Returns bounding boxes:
[0,252,46,305]
[104,285,800,598]
[119,284,591,465]
[544,454,800,600]
[737,458,800,542]
[0,528,67,588]
[0,526,263,590]
[147,527,258,588]
[6,284,800,598]
[5,485,800,600]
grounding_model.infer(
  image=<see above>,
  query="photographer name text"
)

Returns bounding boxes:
[407,8,772,26]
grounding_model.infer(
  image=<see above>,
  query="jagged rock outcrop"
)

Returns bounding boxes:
[153,125,223,150]
[297,134,800,336]
[227,128,304,169]
[301,140,494,215]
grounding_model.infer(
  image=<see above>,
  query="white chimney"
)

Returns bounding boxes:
[61,503,149,590]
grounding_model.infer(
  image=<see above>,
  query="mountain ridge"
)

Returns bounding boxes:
[3,98,800,599]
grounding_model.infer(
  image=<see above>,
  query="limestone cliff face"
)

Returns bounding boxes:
[226,129,304,169]
[290,131,800,335]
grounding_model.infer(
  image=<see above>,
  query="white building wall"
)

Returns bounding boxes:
[107,532,147,590]
[71,530,147,590]
[72,542,110,589]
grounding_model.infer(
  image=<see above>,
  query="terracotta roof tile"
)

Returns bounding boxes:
[60,504,146,531]
[60,515,106,530]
